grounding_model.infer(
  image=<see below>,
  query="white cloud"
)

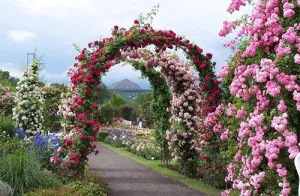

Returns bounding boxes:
[40,69,69,83]
[15,0,98,18]
[0,62,23,78]
[8,30,36,43]
[8,0,253,87]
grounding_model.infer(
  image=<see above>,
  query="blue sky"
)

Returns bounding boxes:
[0,0,249,89]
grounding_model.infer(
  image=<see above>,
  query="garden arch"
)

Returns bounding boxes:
[58,20,220,175]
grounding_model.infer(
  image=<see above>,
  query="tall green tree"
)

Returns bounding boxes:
[98,83,111,104]
[108,93,126,107]
[0,70,19,91]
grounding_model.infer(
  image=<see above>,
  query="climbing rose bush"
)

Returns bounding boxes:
[57,19,219,175]
[120,49,207,175]
[206,0,300,195]
[13,60,44,136]
[57,91,75,133]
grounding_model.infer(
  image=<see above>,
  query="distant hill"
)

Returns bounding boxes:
[108,79,151,100]
[109,79,143,91]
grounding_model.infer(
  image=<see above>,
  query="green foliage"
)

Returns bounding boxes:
[134,92,155,126]
[0,116,15,138]
[98,83,111,105]
[25,171,108,196]
[0,147,60,196]
[66,181,107,196]
[96,132,109,141]
[128,59,172,165]
[108,93,126,107]
[41,86,64,132]
[0,70,19,91]
[98,102,119,124]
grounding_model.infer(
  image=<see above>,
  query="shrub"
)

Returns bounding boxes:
[41,86,64,133]
[0,85,15,116]
[0,148,60,196]
[25,172,108,196]
[0,117,14,138]
[98,102,119,124]
[0,180,13,196]
[121,105,133,120]
[125,137,160,160]
[96,132,109,142]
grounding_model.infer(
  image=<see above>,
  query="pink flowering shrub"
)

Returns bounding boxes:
[0,85,14,116]
[121,49,208,176]
[208,0,300,195]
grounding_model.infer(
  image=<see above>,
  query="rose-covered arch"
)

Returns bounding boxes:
[124,49,207,174]
[56,20,220,175]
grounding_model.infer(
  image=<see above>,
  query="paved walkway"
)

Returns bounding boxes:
[88,144,205,196]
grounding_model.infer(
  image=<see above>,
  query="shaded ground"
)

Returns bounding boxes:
[88,144,205,196]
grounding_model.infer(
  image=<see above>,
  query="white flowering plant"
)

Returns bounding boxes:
[12,60,44,136]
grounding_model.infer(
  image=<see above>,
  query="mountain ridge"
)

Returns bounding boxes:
[108,79,143,91]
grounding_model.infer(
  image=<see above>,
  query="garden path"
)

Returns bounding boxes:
[88,144,205,196]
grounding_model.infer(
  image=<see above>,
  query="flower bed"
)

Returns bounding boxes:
[102,128,160,160]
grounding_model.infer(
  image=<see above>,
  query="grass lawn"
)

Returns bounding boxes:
[100,142,222,196]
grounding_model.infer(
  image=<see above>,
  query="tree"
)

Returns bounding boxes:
[135,92,154,127]
[121,105,133,120]
[108,93,126,107]
[98,102,119,124]
[0,70,19,91]
[98,83,111,104]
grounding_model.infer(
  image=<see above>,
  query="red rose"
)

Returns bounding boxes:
[88,65,95,71]
[206,53,213,59]
[193,56,200,64]
[90,136,96,142]
[105,63,112,69]
[95,70,101,76]
[79,133,86,139]
[95,150,100,155]
[65,139,72,146]
[213,62,216,66]
[213,80,220,85]
[199,63,206,69]
[75,54,84,61]
[140,29,145,34]
[91,104,98,110]
[75,97,83,105]
[134,20,139,24]
[205,76,210,82]
[114,25,119,29]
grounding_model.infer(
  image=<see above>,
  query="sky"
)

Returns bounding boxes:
[0,0,250,89]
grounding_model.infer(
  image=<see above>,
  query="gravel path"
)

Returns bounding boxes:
[88,144,205,196]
